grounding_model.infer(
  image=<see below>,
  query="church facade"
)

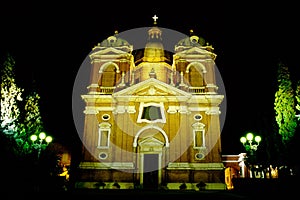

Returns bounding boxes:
[75,16,226,190]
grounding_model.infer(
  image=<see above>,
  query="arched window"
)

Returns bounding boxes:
[98,62,120,87]
[189,65,204,87]
[186,62,207,87]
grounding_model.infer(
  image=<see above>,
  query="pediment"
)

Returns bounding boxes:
[176,47,210,55]
[112,78,192,98]
[139,137,165,147]
[90,47,131,57]
[175,47,216,60]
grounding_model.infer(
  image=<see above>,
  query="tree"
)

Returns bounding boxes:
[0,54,27,190]
[1,54,63,192]
[17,89,45,156]
[0,53,24,135]
[1,53,47,157]
[274,62,297,143]
[296,80,300,120]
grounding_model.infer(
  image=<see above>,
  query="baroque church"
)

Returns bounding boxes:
[75,15,226,190]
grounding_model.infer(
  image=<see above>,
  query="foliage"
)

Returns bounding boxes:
[179,182,187,190]
[296,80,300,119]
[0,53,64,191]
[196,181,206,190]
[274,62,297,143]
[1,53,46,157]
[0,53,24,135]
[112,181,121,189]
[17,91,45,156]
[39,144,63,175]
[95,181,106,189]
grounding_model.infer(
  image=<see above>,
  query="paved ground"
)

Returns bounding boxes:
[7,190,245,199]
[7,188,296,200]
[4,177,298,199]
[68,189,245,198]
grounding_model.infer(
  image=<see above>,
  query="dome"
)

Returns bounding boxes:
[176,29,206,47]
[100,31,131,47]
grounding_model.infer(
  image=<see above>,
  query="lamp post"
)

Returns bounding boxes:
[240,132,261,178]
[30,132,53,192]
[240,132,261,152]
[30,132,53,159]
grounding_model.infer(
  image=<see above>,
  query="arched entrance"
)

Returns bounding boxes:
[133,125,169,189]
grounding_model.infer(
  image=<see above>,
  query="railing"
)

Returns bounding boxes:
[99,87,116,94]
[188,87,206,94]
[99,86,207,95]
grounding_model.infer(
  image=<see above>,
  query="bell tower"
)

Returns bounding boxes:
[133,15,173,84]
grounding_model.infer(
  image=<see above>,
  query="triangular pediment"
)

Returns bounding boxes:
[175,46,216,60]
[112,78,191,98]
[139,137,165,147]
[90,47,131,57]
[176,46,210,56]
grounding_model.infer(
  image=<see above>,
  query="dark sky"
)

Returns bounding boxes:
[1,1,299,155]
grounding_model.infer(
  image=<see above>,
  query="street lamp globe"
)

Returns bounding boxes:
[240,136,247,144]
[39,132,46,140]
[30,134,38,142]
[45,136,53,143]
[254,135,262,143]
[246,132,254,141]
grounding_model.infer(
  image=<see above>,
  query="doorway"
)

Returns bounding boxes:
[143,154,159,189]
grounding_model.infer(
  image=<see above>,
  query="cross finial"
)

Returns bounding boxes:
[152,14,158,24]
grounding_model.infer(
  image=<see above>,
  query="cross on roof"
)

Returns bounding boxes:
[152,15,158,24]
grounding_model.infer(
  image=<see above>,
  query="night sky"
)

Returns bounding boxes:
[1,1,299,155]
